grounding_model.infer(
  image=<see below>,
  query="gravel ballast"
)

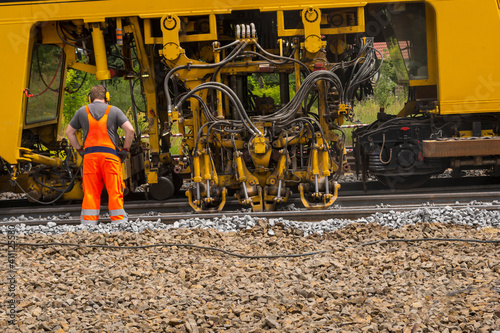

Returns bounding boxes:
[1,204,500,236]
[0,207,499,332]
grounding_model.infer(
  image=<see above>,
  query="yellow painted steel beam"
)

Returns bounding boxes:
[276,5,365,38]
[213,43,224,119]
[89,22,111,80]
[127,18,159,154]
[145,14,218,45]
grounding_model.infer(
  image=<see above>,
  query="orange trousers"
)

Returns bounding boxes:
[81,152,126,223]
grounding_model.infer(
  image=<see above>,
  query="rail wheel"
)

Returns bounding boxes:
[149,176,175,200]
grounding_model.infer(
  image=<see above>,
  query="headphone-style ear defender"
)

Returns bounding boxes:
[88,85,110,103]
[104,87,110,103]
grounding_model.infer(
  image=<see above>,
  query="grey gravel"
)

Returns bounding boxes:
[1,202,500,236]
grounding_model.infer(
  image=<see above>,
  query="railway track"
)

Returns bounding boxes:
[1,176,500,226]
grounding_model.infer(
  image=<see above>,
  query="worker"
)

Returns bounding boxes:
[65,85,135,225]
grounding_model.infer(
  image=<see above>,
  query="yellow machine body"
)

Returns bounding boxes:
[1,0,500,207]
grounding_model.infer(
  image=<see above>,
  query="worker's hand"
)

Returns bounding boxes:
[118,148,130,163]
[77,148,85,157]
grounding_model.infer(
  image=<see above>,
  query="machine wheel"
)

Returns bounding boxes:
[376,174,431,190]
[149,176,175,200]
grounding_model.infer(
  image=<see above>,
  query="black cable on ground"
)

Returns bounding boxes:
[349,238,500,248]
[0,241,331,259]
[0,238,498,260]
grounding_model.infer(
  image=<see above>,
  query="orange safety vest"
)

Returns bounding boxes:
[80,104,126,224]
[84,104,117,154]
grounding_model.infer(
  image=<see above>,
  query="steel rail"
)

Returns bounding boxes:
[1,203,500,227]
[1,191,500,226]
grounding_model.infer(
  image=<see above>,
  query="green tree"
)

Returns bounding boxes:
[373,54,398,109]
[63,69,97,124]
[248,73,296,105]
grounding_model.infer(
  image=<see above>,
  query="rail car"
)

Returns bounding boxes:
[1,0,499,211]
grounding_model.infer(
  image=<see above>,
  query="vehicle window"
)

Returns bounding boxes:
[382,3,428,81]
[26,44,64,124]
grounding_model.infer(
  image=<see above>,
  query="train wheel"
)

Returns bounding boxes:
[376,174,431,190]
[149,176,175,200]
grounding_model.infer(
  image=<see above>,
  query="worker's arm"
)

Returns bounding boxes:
[65,125,82,150]
[121,121,135,150]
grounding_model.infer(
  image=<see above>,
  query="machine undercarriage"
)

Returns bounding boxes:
[4,1,500,211]
[354,112,500,189]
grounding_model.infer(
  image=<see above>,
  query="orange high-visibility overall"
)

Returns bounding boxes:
[81,105,126,224]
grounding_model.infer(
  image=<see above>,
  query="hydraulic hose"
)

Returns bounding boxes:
[255,42,311,75]
[213,40,240,51]
[175,82,261,135]
[254,70,344,125]
[164,41,248,113]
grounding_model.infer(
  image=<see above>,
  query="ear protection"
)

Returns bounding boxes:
[88,85,110,103]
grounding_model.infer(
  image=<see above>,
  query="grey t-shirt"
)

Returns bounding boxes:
[69,101,129,149]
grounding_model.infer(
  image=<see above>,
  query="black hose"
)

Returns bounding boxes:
[59,23,91,42]
[255,43,311,75]
[56,22,93,54]
[65,72,87,94]
[9,167,81,205]
[164,41,247,112]
[213,40,240,51]
[175,82,260,135]
[254,70,344,125]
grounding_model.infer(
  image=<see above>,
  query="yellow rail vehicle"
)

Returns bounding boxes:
[1,1,499,210]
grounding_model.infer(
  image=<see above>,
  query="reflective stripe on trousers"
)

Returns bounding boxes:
[109,208,127,222]
[80,209,127,223]
[81,153,126,223]
[81,209,100,223]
